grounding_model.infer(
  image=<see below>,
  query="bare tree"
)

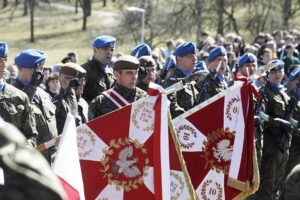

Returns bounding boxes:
[282,0,300,29]
[3,0,8,8]
[29,0,35,42]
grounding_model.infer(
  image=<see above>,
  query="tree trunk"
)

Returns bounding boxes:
[75,0,79,13]
[29,0,35,42]
[82,0,88,30]
[195,0,203,45]
[86,0,91,16]
[282,0,291,29]
[103,0,106,7]
[3,0,8,8]
[216,0,225,35]
[23,0,28,16]
[15,0,19,6]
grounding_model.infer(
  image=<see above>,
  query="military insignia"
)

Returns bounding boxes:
[176,124,198,149]
[131,101,154,132]
[201,179,223,200]
[77,127,97,158]
[100,137,149,192]
[170,171,185,200]
[225,96,241,121]
[201,128,235,175]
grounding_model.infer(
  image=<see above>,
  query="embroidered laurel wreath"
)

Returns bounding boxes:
[170,171,185,199]
[132,101,154,132]
[100,137,149,192]
[201,128,235,175]
[201,180,223,200]
[77,127,97,158]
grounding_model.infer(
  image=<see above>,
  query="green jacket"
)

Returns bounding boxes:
[0,82,38,147]
[82,58,115,103]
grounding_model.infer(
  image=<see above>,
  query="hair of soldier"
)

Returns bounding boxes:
[46,72,59,83]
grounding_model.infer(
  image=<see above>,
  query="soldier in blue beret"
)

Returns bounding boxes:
[13,49,58,164]
[0,44,38,148]
[82,35,116,103]
[256,59,293,200]
[131,43,152,58]
[236,53,257,80]
[196,46,228,104]
[163,42,199,118]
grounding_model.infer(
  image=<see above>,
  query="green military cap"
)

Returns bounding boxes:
[59,62,86,77]
[138,55,155,68]
[113,55,140,70]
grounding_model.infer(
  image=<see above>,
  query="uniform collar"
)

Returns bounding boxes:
[176,65,191,77]
[114,83,135,98]
[271,83,283,91]
[92,57,108,71]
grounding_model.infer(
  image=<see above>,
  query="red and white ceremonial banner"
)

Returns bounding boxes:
[52,113,85,200]
[76,91,196,200]
[173,81,259,200]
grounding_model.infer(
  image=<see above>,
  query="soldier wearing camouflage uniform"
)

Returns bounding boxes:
[0,117,66,200]
[82,35,116,103]
[136,56,156,92]
[256,60,292,200]
[54,62,87,134]
[284,67,300,176]
[163,42,199,118]
[281,164,300,200]
[196,46,228,104]
[13,49,58,163]
[89,55,147,119]
[0,42,38,147]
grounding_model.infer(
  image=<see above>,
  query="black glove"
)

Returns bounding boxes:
[138,67,147,80]
[69,78,80,89]
[29,70,44,87]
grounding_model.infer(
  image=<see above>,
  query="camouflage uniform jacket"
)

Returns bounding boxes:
[89,83,147,119]
[0,120,66,200]
[163,68,198,118]
[13,79,58,162]
[78,97,88,124]
[0,82,38,146]
[196,73,227,104]
[82,58,115,103]
[53,87,78,135]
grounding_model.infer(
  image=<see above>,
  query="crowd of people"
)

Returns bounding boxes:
[0,29,300,199]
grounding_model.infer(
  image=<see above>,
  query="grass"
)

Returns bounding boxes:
[0,0,131,66]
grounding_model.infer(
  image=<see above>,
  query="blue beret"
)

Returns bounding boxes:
[174,42,196,57]
[195,61,207,71]
[238,53,257,67]
[15,49,46,68]
[131,43,152,58]
[0,42,8,58]
[207,46,227,62]
[269,59,285,70]
[92,35,116,48]
[288,67,300,81]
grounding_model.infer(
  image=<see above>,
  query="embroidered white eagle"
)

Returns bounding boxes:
[115,146,141,178]
[212,139,233,162]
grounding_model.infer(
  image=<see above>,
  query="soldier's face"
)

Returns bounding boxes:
[268,69,284,84]
[177,53,197,73]
[142,67,155,85]
[93,47,114,65]
[209,56,227,75]
[0,57,7,79]
[114,69,138,89]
